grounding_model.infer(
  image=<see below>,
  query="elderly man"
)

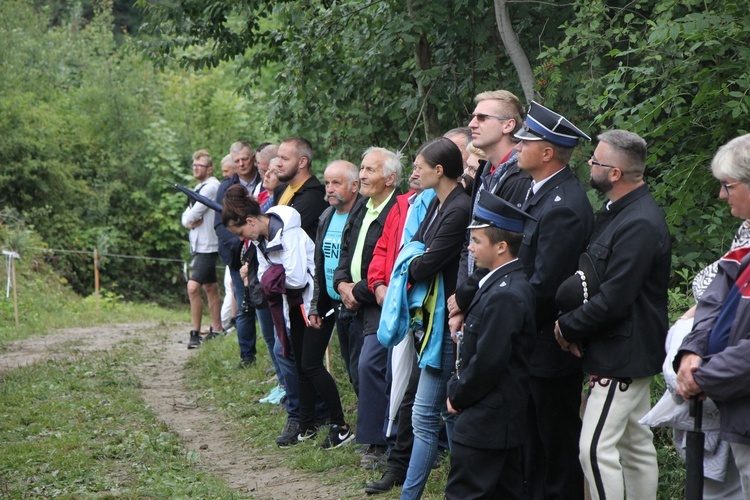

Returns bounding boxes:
[302,160,362,449]
[182,149,222,348]
[514,101,594,500]
[676,133,750,498]
[554,130,670,499]
[334,147,402,468]
[214,141,264,367]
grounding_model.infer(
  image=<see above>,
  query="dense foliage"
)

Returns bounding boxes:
[0,1,272,302]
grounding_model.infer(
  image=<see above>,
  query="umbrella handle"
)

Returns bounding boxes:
[689,396,703,432]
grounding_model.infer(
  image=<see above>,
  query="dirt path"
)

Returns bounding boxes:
[0,323,347,499]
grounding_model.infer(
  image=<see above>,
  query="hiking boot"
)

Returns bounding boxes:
[204,327,221,341]
[321,424,354,449]
[360,444,387,469]
[276,420,301,447]
[187,330,201,349]
[365,471,404,495]
[237,357,256,369]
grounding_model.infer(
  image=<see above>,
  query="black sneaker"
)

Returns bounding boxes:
[321,424,354,449]
[187,330,201,349]
[237,357,256,369]
[297,428,317,443]
[204,327,221,341]
[276,420,301,447]
[365,471,404,495]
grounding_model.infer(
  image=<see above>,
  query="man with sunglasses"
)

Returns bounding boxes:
[555,130,670,499]
[450,91,533,333]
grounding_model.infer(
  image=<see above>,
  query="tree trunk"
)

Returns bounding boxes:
[494,0,536,103]
[408,0,440,140]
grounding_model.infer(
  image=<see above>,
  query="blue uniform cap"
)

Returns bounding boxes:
[514,101,591,148]
[468,190,535,232]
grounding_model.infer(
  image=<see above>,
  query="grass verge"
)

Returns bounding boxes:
[0,341,240,497]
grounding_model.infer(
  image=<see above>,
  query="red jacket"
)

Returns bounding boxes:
[368,190,414,293]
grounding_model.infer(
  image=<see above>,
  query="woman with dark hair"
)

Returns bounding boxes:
[222,185,315,441]
[222,184,352,448]
[400,137,472,499]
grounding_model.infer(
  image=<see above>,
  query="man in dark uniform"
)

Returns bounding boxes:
[445,190,536,499]
[514,101,594,499]
[555,130,670,499]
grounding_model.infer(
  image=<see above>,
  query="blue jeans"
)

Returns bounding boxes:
[256,307,282,381]
[230,268,256,361]
[274,332,298,420]
[401,332,455,500]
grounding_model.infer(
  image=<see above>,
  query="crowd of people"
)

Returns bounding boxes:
[179,89,750,499]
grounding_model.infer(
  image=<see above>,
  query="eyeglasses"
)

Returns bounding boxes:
[193,163,210,169]
[589,157,617,169]
[469,113,510,123]
[722,181,741,196]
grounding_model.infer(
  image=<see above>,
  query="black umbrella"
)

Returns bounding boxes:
[685,396,704,500]
[166,180,223,213]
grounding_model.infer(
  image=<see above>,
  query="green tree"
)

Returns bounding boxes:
[135,0,577,163]
[539,0,750,274]
[0,0,266,301]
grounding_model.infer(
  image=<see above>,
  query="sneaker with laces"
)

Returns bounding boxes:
[187,330,201,349]
[276,420,301,447]
[321,424,354,449]
[297,428,317,442]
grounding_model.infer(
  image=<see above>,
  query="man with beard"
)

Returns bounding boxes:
[305,160,362,449]
[182,149,222,348]
[273,137,327,240]
[214,141,264,368]
[554,130,669,500]
[513,101,594,499]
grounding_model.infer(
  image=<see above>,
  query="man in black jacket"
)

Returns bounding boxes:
[555,130,670,500]
[273,137,327,240]
[514,101,594,499]
[307,160,361,449]
[271,136,329,447]
[334,147,402,467]
[214,141,263,368]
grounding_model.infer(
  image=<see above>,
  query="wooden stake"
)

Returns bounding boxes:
[94,249,100,315]
[11,257,18,327]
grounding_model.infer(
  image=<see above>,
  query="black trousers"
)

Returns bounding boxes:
[446,442,522,499]
[333,300,361,395]
[523,372,585,500]
[384,349,421,479]
[288,304,340,431]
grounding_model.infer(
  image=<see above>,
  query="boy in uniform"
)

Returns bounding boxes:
[445,190,536,499]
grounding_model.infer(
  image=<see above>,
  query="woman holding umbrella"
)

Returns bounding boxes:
[676,133,750,498]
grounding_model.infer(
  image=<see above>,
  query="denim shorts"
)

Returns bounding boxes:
[189,252,219,284]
